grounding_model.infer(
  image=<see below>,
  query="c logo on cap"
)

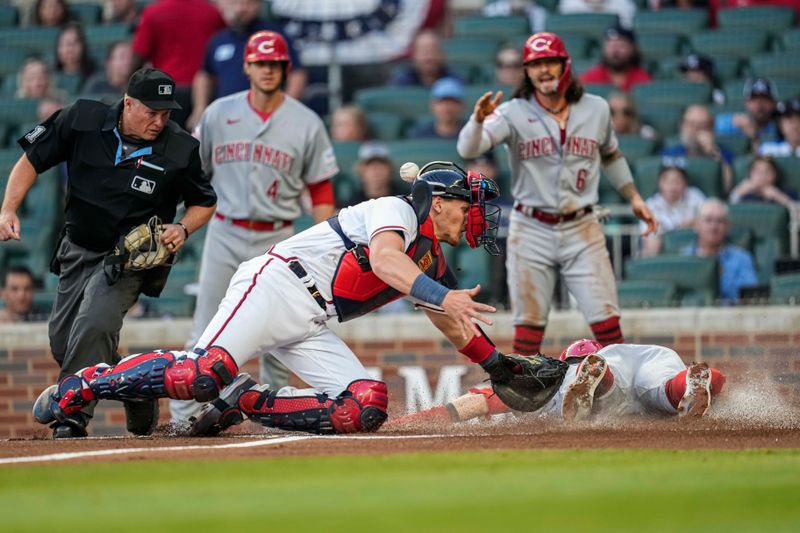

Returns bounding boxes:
[257,40,276,55]
[530,38,551,52]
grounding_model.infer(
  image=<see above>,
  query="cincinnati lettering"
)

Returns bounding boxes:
[213,142,295,172]
[518,135,598,160]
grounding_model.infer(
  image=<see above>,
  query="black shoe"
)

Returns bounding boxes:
[51,415,88,439]
[124,399,159,436]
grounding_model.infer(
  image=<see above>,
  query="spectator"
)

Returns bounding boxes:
[560,0,637,28]
[729,155,798,210]
[103,0,141,26]
[682,198,758,304]
[662,104,734,192]
[16,57,66,100]
[715,77,780,149]
[641,161,706,256]
[466,151,499,182]
[132,0,226,126]
[389,30,461,88]
[187,0,306,129]
[579,26,651,92]
[0,266,41,323]
[494,46,524,88]
[679,53,725,106]
[607,90,658,140]
[759,98,800,158]
[408,77,466,140]
[331,104,368,142]
[37,95,65,122]
[31,0,70,27]
[81,41,134,96]
[54,23,97,88]
[342,142,401,208]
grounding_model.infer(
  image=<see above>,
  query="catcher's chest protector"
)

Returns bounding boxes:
[331,215,447,322]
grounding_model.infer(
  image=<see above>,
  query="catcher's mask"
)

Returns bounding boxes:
[412,161,501,255]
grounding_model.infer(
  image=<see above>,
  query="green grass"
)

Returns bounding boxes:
[1,449,799,532]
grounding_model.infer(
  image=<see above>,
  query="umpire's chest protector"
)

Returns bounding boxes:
[330,202,447,322]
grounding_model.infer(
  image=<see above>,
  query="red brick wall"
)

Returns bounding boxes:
[2,327,799,438]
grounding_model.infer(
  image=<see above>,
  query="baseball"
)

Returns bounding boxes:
[399,162,420,183]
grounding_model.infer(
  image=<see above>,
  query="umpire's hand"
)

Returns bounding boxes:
[0,211,21,241]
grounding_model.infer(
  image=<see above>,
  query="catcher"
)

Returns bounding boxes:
[389,340,726,426]
[33,161,569,438]
[0,68,217,439]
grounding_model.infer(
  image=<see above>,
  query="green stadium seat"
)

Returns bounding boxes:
[633,8,709,37]
[0,5,18,28]
[293,214,315,234]
[463,84,512,107]
[453,15,530,40]
[656,55,740,82]
[716,134,750,156]
[583,83,615,100]
[633,156,661,198]
[69,3,103,25]
[32,290,56,315]
[690,30,769,58]
[0,48,40,77]
[617,280,677,308]
[333,171,359,207]
[442,38,499,65]
[717,6,795,33]
[354,86,430,122]
[732,154,752,184]
[332,141,360,174]
[632,81,712,108]
[617,134,659,160]
[455,245,491,291]
[782,29,800,52]
[638,103,684,137]
[624,255,718,306]
[56,73,83,95]
[637,33,683,61]
[560,35,595,60]
[728,203,789,283]
[387,139,463,170]
[366,112,403,141]
[0,27,59,54]
[571,59,595,78]
[748,54,800,81]
[545,13,619,41]
[331,141,361,205]
[84,24,132,48]
[773,78,800,99]
[684,157,722,198]
[0,99,39,129]
[725,78,800,110]
[769,273,800,305]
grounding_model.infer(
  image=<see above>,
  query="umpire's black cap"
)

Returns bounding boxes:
[126,67,182,110]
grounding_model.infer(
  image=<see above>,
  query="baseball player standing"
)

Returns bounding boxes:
[457,32,657,356]
[169,30,337,424]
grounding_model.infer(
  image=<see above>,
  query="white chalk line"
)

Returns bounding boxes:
[0,433,455,465]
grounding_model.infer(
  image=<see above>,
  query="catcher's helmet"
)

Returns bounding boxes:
[559,338,604,362]
[412,161,501,255]
[244,30,292,71]
[523,32,572,95]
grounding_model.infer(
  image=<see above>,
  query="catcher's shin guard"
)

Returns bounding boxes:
[239,379,389,435]
[46,347,239,423]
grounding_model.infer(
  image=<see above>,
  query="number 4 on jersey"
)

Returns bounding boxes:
[266,180,279,200]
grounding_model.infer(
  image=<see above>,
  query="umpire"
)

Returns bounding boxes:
[0,68,217,438]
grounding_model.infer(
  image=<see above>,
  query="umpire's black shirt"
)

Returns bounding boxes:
[18,99,216,252]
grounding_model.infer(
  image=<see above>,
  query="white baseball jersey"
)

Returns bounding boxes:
[542,343,686,418]
[194,196,419,395]
[195,91,338,221]
[481,94,617,212]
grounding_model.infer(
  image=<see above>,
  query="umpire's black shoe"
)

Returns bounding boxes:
[51,414,88,439]
[124,399,160,436]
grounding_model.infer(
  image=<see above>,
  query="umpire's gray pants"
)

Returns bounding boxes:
[49,237,145,420]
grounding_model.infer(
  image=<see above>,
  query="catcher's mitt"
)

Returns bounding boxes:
[488,353,569,412]
[104,216,173,284]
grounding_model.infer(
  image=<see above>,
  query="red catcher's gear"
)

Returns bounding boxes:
[523,32,573,95]
[238,379,389,434]
[560,338,604,362]
[244,30,292,72]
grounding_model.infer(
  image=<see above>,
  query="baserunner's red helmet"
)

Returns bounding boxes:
[244,30,291,72]
[523,32,572,94]
[559,338,603,362]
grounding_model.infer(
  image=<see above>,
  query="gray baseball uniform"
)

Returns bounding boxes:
[170,90,338,422]
[458,93,630,352]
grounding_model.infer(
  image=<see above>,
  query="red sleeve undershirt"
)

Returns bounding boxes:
[308,179,334,206]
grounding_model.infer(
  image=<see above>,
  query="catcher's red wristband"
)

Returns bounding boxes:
[459,334,494,363]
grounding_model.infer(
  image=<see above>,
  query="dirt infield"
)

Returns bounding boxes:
[2,416,799,465]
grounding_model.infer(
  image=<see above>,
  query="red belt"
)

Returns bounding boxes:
[214,213,292,231]
[514,204,593,225]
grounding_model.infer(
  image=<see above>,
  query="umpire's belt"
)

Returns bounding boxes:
[287,260,328,311]
[215,213,292,231]
[514,204,593,225]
